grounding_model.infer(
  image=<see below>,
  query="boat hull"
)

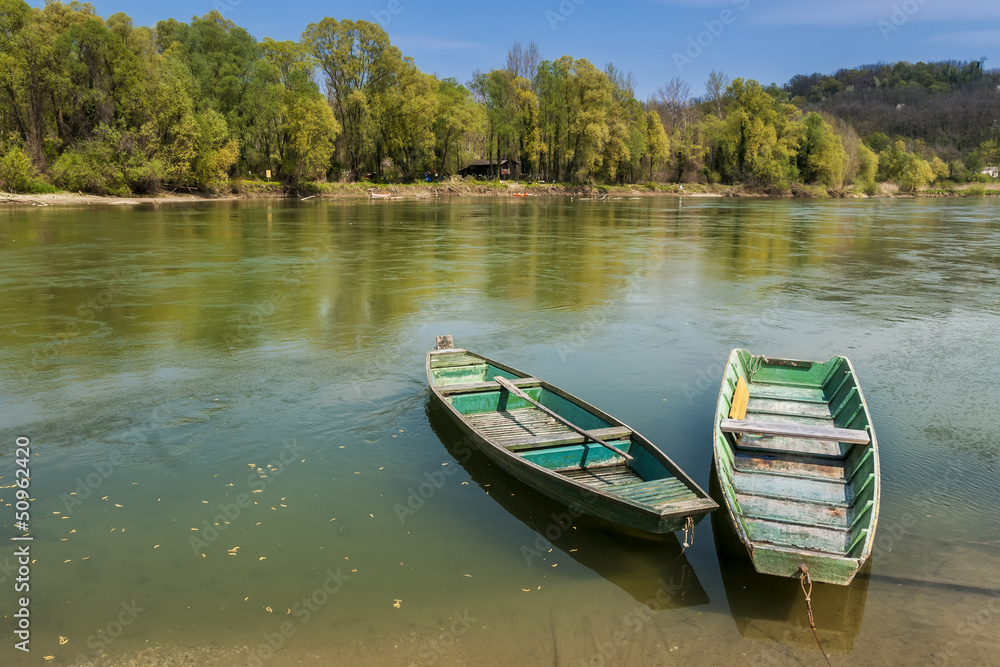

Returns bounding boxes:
[428,347,717,535]
[712,349,880,585]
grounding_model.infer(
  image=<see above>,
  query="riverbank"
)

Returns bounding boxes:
[2,180,997,206]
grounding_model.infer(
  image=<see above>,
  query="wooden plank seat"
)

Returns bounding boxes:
[735,434,853,459]
[610,478,698,506]
[720,419,870,444]
[503,426,632,451]
[437,377,540,396]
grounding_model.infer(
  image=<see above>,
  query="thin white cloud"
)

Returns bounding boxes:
[927,29,1000,48]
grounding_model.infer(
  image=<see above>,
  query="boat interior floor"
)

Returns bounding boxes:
[562,467,698,507]
[731,380,858,556]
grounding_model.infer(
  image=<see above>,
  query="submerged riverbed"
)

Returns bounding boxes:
[1,197,998,665]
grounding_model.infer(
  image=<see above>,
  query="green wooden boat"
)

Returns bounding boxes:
[712,349,880,585]
[427,337,717,535]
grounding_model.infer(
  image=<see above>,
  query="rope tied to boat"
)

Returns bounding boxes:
[681,516,695,551]
[748,354,767,383]
[798,564,833,667]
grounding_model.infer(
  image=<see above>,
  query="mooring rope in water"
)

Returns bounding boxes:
[681,516,695,550]
[799,564,834,667]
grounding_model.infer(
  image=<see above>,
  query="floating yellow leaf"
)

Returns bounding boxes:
[259,557,266,561]
[43,656,54,661]
[59,636,68,645]
[244,597,249,602]
[64,559,71,563]
[522,588,530,592]
[154,545,160,549]
[69,529,76,534]
[392,599,401,609]
[265,607,273,613]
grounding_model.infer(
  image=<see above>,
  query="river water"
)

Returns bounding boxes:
[1,197,998,666]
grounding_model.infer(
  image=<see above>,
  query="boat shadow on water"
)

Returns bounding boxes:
[426,398,709,611]
[710,469,872,654]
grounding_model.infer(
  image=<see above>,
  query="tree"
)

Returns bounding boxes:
[705,70,730,119]
[715,78,803,187]
[505,40,540,80]
[303,17,406,178]
[433,78,481,175]
[655,77,691,132]
[798,112,847,188]
[644,110,670,181]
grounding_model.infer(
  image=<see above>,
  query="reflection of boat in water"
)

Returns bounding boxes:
[711,471,871,653]
[427,398,709,610]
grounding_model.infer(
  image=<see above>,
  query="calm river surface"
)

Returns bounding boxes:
[1,197,998,666]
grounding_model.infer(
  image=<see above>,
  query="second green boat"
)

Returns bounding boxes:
[712,349,880,585]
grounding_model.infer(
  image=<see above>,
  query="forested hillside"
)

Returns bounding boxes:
[1,1,997,196]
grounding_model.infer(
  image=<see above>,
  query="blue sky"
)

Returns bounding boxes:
[32,0,1000,99]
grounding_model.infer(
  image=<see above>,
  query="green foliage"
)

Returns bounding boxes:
[876,139,935,192]
[798,112,846,188]
[51,122,166,195]
[0,4,985,194]
[856,144,878,183]
[714,79,802,187]
[0,144,33,192]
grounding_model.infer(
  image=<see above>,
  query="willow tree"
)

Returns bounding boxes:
[716,78,803,186]
[303,18,406,178]
[251,38,340,184]
[798,112,847,188]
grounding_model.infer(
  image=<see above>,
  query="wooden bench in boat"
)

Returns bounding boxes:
[719,419,870,444]
[502,426,632,451]
[437,377,541,395]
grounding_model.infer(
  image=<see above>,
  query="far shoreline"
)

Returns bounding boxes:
[2,180,997,207]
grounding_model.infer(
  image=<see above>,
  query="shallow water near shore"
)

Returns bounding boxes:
[1,197,999,665]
